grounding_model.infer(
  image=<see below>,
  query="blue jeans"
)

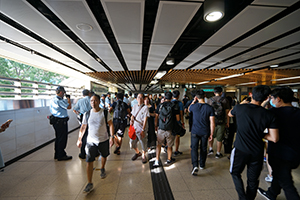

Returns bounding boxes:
[191,134,208,168]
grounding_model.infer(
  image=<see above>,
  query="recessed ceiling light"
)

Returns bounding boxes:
[205,11,224,22]
[204,0,225,22]
[76,23,93,32]
[166,57,174,65]
[270,64,279,68]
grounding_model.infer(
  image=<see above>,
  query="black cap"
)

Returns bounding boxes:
[101,94,106,97]
[56,86,66,93]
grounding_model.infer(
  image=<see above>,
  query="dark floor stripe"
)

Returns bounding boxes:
[148,148,174,200]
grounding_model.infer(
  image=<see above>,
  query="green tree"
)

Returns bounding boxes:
[0,57,68,97]
[0,57,68,83]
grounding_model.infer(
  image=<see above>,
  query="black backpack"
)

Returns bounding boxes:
[159,102,175,130]
[211,97,225,125]
[113,100,127,120]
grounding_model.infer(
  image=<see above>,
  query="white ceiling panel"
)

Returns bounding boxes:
[175,46,219,69]
[101,0,144,43]
[88,43,123,71]
[151,1,201,44]
[193,62,212,70]
[264,31,300,49]
[234,10,300,48]
[119,44,142,70]
[0,42,89,79]
[44,0,108,43]
[125,60,141,71]
[55,44,106,71]
[0,0,73,43]
[205,47,248,63]
[146,45,172,70]
[246,49,300,64]
[252,0,299,7]
[278,63,300,69]
[224,48,278,64]
[228,63,253,69]
[203,6,283,46]
[0,21,93,72]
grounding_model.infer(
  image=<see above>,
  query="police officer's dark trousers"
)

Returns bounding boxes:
[53,118,68,159]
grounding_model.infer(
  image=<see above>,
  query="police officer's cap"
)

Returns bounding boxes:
[56,86,66,93]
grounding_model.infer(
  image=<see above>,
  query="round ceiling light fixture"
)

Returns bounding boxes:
[204,0,225,22]
[76,23,93,32]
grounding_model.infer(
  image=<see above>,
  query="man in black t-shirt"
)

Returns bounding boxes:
[188,90,215,175]
[109,93,131,155]
[228,85,279,200]
[258,87,300,200]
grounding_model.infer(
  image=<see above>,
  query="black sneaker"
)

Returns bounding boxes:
[78,153,86,159]
[165,158,175,165]
[215,153,223,159]
[100,168,106,179]
[208,149,214,155]
[174,151,183,156]
[131,152,142,161]
[257,188,272,200]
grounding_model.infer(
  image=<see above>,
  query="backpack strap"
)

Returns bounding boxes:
[104,109,110,137]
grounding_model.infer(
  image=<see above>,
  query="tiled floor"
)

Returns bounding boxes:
[0,126,299,200]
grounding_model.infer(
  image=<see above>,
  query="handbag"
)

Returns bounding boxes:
[172,122,186,137]
[128,125,136,140]
[48,115,57,125]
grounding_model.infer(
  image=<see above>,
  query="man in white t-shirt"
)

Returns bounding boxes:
[130,93,150,164]
[77,94,114,193]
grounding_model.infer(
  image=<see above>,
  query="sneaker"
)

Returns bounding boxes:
[191,167,199,176]
[208,149,214,155]
[83,183,93,193]
[100,168,106,179]
[257,188,272,200]
[265,174,273,182]
[131,152,142,161]
[78,153,86,159]
[114,146,120,154]
[153,160,159,167]
[199,166,205,170]
[174,151,183,156]
[165,158,175,165]
[142,156,147,164]
[215,153,223,158]
[164,146,168,153]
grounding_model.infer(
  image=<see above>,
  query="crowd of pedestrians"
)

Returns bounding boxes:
[47,85,300,199]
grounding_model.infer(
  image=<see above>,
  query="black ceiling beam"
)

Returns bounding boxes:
[191,1,300,70]
[26,0,112,72]
[141,0,160,71]
[158,0,255,71]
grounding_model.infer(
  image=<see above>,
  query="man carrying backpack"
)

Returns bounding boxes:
[207,87,230,158]
[109,93,131,155]
[153,92,180,166]
[77,94,114,193]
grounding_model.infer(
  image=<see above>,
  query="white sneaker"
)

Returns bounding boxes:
[265,174,273,182]
[153,160,159,167]
[191,167,199,176]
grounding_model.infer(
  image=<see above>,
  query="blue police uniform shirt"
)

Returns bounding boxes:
[50,96,69,118]
[100,98,110,109]
[73,96,92,114]
[105,96,111,106]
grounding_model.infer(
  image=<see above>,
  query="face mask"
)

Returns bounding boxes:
[270,99,276,107]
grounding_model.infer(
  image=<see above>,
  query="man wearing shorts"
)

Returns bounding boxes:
[109,93,131,155]
[130,93,150,164]
[77,94,114,193]
[207,87,230,158]
[154,92,180,166]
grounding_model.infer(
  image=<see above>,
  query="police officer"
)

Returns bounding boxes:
[50,86,72,161]
[73,89,92,159]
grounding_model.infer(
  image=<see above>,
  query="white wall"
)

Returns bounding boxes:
[0,106,79,163]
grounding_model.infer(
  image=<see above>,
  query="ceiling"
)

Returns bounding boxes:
[0,0,300,92]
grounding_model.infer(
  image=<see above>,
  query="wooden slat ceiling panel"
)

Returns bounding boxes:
[87,68,300,89]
